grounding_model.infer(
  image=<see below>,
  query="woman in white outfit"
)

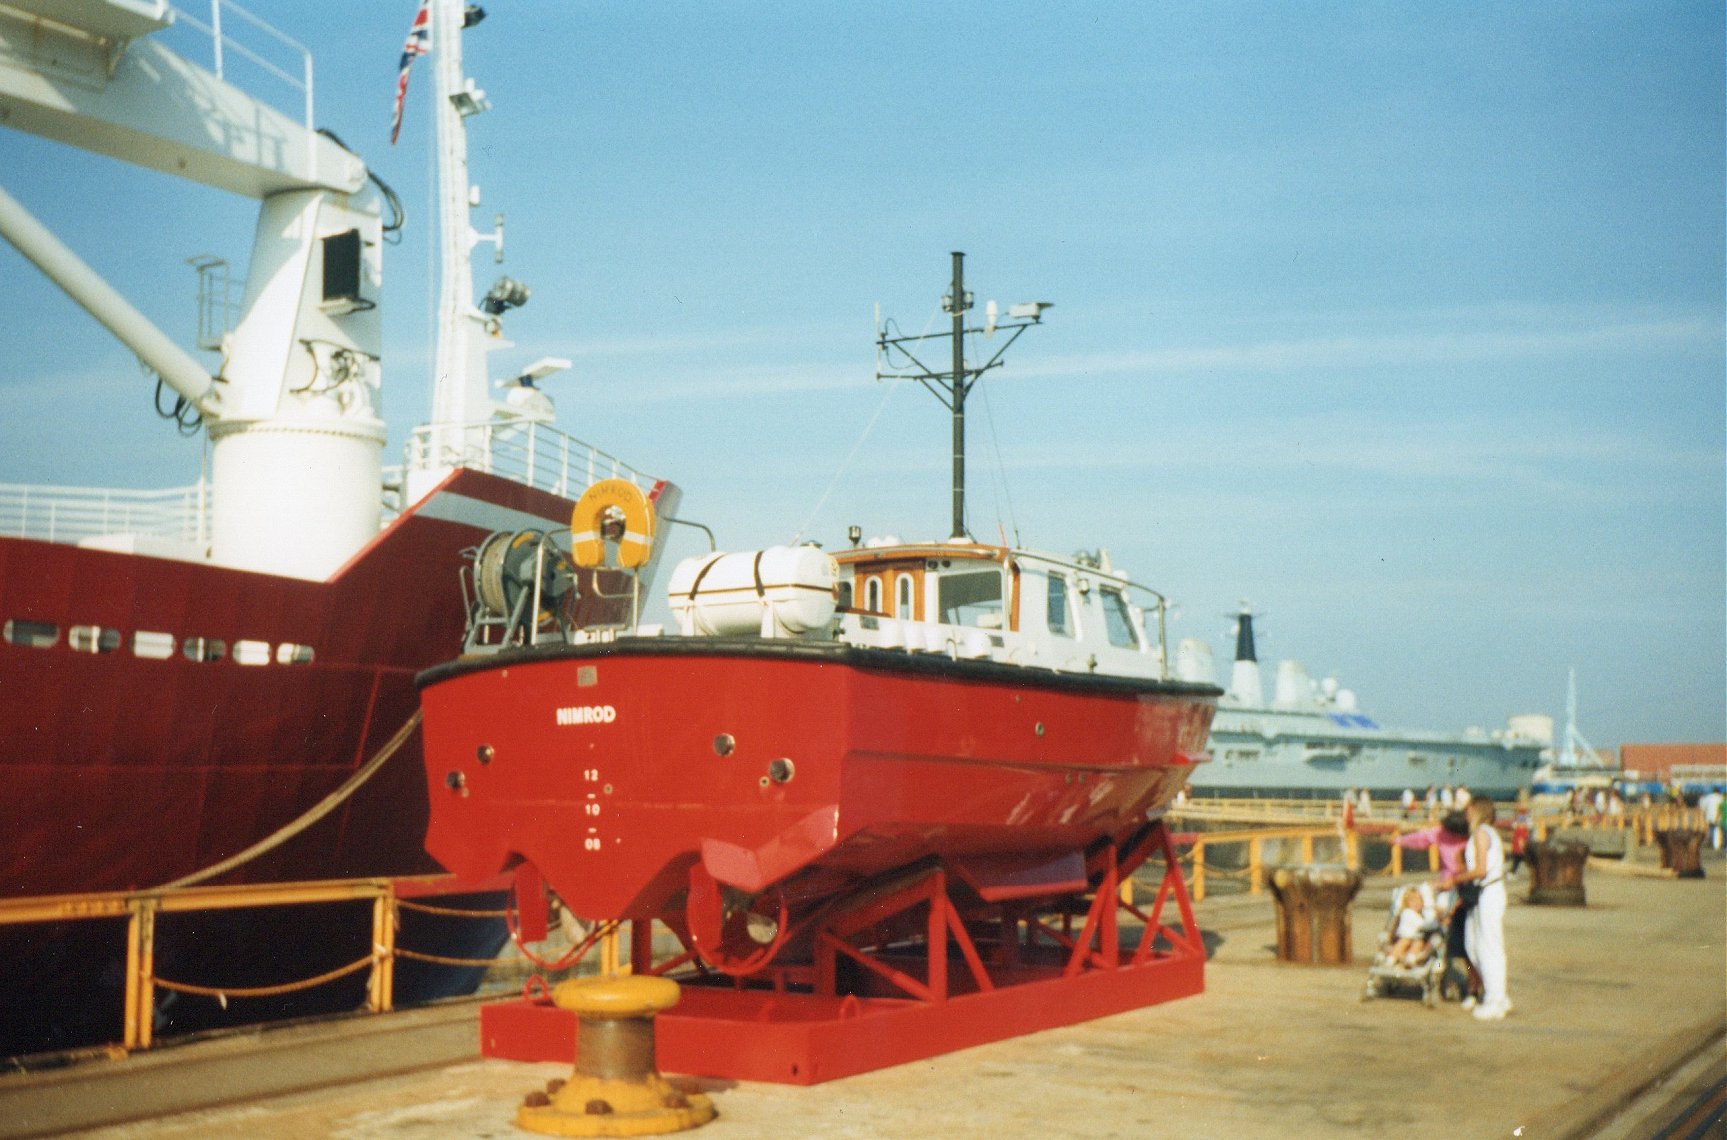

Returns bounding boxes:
[1447,798,1509,1020]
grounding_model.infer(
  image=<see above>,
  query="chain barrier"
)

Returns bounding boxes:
[396,898,510,918]
[151,953,377,1000]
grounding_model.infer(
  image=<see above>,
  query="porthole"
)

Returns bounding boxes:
[69,625,120,654]
[183,637,227,662]
[233,640,271,666]
[132,631,175,660]
[2,619,57,648]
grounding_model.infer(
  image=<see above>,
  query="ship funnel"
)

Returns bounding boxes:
[1174,638,1215,685]
[1233,605,1258,662]
[1226,604,1262,705]
[1273,660,1312,709]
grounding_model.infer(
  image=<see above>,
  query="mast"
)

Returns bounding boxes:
[876,253,1050,539]
[948,252,968,539]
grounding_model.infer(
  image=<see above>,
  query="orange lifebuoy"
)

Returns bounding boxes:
[571,478,656,568]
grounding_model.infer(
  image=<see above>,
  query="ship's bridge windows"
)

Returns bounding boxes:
[131,631,175,660]
[1045,573,1072,637]
[3,619,58,648]
[276,643,315,665]
[183,637,227,663]
[863,577,883,615]
[68,625,120,654]
[234,639,272,666]
[937,568,1004,629]
[1099,586,1139,649]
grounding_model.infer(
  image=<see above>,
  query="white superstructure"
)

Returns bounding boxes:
[0,0,670,580]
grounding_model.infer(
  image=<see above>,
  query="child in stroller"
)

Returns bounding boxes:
[1363,883,1446,1005]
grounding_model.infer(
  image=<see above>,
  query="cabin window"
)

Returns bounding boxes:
[69,625,121,654]
[3,619,57,648]
[864,577,883,615]
[183,637,227,662]
[132,631,175,660]
[1100,587,1139,649]
[937,569,1004,629]
[1046,574,1072,636]
[894,574,914,620]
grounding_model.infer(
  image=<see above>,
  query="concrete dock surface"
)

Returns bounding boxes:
[11,852,1724,1139]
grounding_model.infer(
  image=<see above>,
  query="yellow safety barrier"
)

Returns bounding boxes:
[0,873,511,1053]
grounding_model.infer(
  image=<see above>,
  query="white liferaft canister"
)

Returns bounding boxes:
[668,546,838,637]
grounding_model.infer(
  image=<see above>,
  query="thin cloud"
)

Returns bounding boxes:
[1021,317,1717,380]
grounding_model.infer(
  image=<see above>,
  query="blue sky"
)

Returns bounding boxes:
[1,2,1721,748]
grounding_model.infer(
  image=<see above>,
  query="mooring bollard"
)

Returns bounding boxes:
[517,974,715,1137]
[1526,839,1590,905]
[1654,829,1708,879]
[1268,864,1363,965]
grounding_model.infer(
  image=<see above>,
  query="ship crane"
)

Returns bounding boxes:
[0,0,385,579]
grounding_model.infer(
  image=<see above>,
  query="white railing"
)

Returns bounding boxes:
[167,2,314,137]
[404,421,660,500]
[0,482,209,546]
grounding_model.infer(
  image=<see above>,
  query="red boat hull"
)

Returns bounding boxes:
[417,641,1218,921]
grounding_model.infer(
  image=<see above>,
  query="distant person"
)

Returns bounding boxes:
[1447,799,1510,1021]
[1401,788,1417,817]
[1424,785,1438,815]
[1455,785,1472,811]
[1357,787,1373,818]
[1440,785,1456,811]
[1700,789,1724,850]
[1508,809,1531,876]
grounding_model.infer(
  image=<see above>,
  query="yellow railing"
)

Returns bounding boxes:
[0,874,509,1053]
[1155,801,1703,904]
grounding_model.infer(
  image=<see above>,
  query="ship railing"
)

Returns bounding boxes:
[166,2,315,144]
[403,421,659,501]
[0,481,209,546]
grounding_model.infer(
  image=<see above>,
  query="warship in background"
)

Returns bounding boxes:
[1176,607,1547,801]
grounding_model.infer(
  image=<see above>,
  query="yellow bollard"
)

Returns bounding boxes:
[518,975,715,1137]
[1249,837,1263,895]
[1191,839,1206,903]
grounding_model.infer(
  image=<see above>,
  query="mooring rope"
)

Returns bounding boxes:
[157,710,424,890]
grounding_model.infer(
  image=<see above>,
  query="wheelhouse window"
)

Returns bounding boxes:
[894,574,914,620]
[937,568,1004,629]
[864,577,883,615]
[1099,586,1139,649]
[1045,573,1072,637]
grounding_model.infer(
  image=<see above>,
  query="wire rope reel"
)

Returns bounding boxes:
[474,529,576,625]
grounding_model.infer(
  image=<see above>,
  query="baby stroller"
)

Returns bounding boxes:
[1362,882,1447,1006]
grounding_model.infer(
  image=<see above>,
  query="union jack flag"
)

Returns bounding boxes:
[390,1,432,145]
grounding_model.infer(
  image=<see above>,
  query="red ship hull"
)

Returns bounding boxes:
[0,468,651,1057]
[417,640,1218,923]
[0,469,590,897]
